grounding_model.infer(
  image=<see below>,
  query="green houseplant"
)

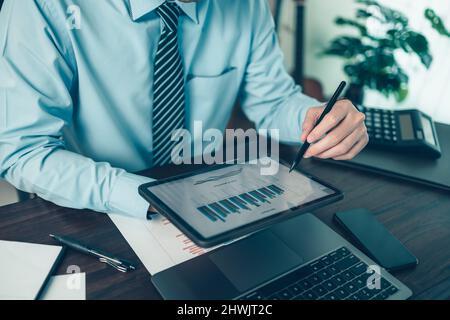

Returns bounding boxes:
[322,0,433,105]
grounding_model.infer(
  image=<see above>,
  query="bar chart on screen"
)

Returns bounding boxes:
[197,184,285,222]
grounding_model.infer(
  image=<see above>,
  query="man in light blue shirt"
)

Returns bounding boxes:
[0,0,368,219]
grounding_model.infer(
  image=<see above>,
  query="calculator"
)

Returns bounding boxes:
[358,106,442,158]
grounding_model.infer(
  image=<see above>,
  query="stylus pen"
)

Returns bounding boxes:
[289,81,347,173]
[49,234,137,273]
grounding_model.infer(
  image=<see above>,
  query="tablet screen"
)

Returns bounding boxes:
[146,158,336,239]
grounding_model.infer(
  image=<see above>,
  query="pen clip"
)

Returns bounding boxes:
[99,257,129,273]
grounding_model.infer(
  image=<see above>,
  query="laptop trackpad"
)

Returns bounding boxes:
[209,231,303,293]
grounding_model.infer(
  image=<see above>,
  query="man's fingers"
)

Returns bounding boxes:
[333,135,369,160]
[305,112,364,158]
[301,100,368,160]
[301,106,324,142]
[306,101,350,143]
[313,126,367,159]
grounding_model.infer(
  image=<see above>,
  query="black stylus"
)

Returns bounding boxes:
[49,234,137,272]
[289,81,347,173]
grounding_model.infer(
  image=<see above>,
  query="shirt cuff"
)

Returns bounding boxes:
[280,94,322,144]
[108,172,154,219]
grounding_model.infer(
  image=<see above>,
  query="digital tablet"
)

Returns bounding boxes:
[139,157,343,247]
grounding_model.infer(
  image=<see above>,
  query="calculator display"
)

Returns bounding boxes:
[399,114,415,140]
[420,114,436,146]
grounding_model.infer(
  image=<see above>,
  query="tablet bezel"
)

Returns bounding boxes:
[139,160,343,248]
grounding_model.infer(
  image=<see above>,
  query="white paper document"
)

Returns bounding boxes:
[40,273,86,300]
[0,240,63,300]
[108,213,216,275]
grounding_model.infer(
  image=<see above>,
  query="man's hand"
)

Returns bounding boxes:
[301,100,369,160]
[148,206,158,213]
[147,206,159,220]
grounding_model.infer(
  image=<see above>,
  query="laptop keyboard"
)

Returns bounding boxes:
[240,247,400,300]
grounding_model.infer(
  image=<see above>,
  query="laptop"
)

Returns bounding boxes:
[151,213,412,300]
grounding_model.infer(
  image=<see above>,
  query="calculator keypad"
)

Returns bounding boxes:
[360,107,399,144]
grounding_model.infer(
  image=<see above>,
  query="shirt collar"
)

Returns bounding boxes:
[128,0,198,24]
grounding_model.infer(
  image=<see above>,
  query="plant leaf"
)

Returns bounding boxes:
[425,8,450,37]
[322,36,369,58]
[404,32,433,68]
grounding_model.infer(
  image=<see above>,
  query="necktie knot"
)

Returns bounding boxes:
[156,1,181,33]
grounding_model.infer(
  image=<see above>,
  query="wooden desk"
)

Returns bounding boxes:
[0,144,449,300]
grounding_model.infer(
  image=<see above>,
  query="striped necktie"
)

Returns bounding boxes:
[152,1,185,167]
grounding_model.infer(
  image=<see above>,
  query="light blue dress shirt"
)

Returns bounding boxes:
[0,0,319,219]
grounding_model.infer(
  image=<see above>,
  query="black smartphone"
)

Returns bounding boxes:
[334,208,418,272]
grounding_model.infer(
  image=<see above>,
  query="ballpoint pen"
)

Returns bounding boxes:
[50,234,137,273]
[289,81,347,173]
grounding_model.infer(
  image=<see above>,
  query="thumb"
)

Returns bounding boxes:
[301,106,324,142]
